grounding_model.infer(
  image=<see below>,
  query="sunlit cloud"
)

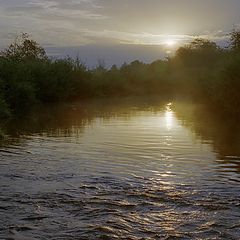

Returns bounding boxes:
[82,30,230,47]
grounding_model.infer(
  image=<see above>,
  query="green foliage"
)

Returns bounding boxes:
[34,59,73,102]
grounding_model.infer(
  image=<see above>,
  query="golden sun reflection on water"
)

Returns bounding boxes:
[165,103,173,130]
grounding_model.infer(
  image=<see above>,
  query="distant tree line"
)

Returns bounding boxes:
[0,31,240,119]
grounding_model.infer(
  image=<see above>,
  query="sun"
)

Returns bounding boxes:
[165,39,176,47]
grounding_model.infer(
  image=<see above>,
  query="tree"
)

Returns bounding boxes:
[0,33,47,62]
[175,38,219,66]
[189,38,218,51]
[230,29,240,51]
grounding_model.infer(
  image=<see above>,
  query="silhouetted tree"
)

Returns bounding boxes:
[0,33,47,62]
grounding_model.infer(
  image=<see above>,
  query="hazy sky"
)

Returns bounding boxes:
[1,0,240,66]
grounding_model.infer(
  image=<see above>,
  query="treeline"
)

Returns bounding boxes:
[1,31,240,119]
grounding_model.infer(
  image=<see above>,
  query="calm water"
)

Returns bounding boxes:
[0,98,240,240]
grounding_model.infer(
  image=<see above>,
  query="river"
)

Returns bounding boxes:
[0,97,240,239]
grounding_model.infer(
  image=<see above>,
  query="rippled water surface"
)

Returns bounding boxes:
[0,98,240,239]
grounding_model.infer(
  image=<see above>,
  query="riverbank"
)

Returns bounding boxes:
[1,31,240,121]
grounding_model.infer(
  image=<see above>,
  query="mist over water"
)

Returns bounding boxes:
[0,98,240,239]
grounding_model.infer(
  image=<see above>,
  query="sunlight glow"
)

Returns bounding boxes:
[165,40,177,47]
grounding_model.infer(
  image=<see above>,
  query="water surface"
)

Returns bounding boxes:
[0,98,240,239]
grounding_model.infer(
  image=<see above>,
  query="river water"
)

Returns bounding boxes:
[0,98,240,239]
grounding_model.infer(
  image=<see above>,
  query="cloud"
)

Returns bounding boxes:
[0,0,109,47]
[3,0,107,20]
[0,0,238,55]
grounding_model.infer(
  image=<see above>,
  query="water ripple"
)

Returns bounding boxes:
[0,101,240,239]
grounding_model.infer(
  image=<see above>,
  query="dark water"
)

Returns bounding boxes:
[0,98,240,240]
